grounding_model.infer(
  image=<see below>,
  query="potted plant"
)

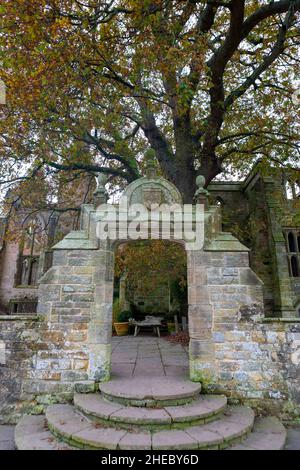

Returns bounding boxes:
[114,310,132,336]
[166,314,176,334]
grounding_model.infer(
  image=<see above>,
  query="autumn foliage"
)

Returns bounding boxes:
[0,1,299,210]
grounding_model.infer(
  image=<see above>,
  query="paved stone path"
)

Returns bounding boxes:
[0,337,299,450]
[111,336,189,379]
[0,425,15,450]
[285,427,300,450]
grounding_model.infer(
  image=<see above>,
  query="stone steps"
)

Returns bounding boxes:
[15,403,288,450]
[44,404,255,450]
[152,406,255,450]
[74,393,227,430]
[230,417,287,450]
[15,409,286,451]
[14,376,287,450]
[15,415,75,450]
[98,377,202,407]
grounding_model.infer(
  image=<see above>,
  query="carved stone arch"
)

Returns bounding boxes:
[122,176,183,208]
[35,173,265,396]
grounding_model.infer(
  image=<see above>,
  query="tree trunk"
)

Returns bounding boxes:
[173,165,197,204]
[198,153,223,189]
[162,152,222,204]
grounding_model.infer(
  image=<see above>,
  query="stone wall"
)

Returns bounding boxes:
[0,316,39,423]
[212,319,300,419]
[1,314,300,424]
[188,247,264,384]
[0,244,113,424]
[35,245,112,387]
[126,275,171,315]
[1,170,300,425]
[208,180,278,316]
[208,172,300,318]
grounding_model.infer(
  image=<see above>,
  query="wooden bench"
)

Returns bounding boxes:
[133,316,163,337]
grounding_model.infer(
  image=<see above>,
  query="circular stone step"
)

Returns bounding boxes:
[98,377,202,407]
[74,393,227,430]
[46,404,149,450]
[15,409,286,451]
[44,403,255,450]
[15,415,75,450]
[229,416,287,450]
[151,406,255,450]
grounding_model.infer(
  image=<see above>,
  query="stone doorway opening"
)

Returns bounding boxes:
[111,240,189,378]
[113,240,188,335]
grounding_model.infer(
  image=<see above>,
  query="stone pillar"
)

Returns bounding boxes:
[88,246,113,382]
[33,227,112,397]
[187,250,216,386]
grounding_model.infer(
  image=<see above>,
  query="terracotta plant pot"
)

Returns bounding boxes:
[114,322,129,336]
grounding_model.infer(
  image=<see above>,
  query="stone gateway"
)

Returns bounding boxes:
[0,166,300,450]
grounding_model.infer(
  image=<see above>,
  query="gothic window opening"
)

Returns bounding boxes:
[215,196,224,207]
[291,256,299,277]
[288,232,296,252]
[16,218,45,286]
[19,255,39,286]
[285,181,294,200]
[284,179,300,200]
[285,230,300,278]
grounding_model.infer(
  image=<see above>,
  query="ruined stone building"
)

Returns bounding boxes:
[0,164,300,446]
[1,165,299,318]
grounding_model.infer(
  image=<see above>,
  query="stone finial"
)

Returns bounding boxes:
[93,173,108,206]
[145,161,157,179]
[95,173,108,189]
[145,149,157,179]
[194,175,210,207]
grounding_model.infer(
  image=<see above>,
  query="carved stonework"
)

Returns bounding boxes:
[194,175,210,207]
[142,188,162,208]
[123,178,182,207]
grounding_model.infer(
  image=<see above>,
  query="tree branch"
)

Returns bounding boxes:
[225,6,297,109]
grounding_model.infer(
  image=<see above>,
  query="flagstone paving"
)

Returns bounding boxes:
[111,336,189,379]
[0,425,15,450]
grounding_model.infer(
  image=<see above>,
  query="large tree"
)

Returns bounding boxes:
[0,0,300,205]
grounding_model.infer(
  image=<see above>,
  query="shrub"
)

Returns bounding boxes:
[117,310,132,323]
[113,298,121,323]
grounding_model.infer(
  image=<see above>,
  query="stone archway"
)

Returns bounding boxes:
[83,170,215,383]
[34,171,264,397]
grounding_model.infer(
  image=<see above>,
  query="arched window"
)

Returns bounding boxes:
[216,196,224,207]
[285,180,300,200]
[291,256,299,277]
[285,229,300,278]
[288,232,296,252]
[285,181,294,200]
[16,217,44,286]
